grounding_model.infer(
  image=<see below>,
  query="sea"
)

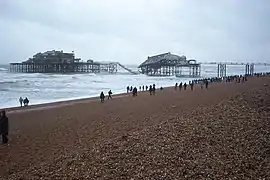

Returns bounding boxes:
[0,64,269,109]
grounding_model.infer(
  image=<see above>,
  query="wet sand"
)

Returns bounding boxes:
[0,76,270,179]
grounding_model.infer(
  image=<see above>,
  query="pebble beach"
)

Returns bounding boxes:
[0,76,270,179]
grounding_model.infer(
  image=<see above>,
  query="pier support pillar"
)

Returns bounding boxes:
[217,63,227,78]
[245,63,254,75]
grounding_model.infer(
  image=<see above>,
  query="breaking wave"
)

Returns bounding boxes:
[0,80,28,85]
[0,67,8,71]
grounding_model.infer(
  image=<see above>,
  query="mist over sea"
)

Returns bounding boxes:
[0,64,269,108]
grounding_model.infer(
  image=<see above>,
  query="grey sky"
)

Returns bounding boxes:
[0,0,270,64]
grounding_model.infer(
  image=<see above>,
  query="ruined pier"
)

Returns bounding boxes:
[9,62,118,74]
[9,50,134,74]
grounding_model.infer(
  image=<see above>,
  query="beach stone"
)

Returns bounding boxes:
[1,76,270,179]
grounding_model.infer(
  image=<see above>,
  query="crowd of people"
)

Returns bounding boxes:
[2,72,270,145]
[126,84,157,96]
[99,84,160,102]
[98,73,270,103]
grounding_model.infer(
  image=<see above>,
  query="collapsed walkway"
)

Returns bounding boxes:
[116,62,139,75]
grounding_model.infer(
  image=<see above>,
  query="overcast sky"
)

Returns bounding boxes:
[0,0,270,65]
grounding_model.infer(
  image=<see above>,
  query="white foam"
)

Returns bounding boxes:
[0,64,269,108]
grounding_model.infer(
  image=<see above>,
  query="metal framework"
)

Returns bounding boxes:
[217,63,227,78]
[9,62,118,74]
[175,63,201,78]
[245,63,254,75]
[138,53,201,77]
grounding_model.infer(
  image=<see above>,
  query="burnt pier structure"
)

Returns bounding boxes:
[10,62,118,74]
[138,52,201,77]
[9,50,136,74]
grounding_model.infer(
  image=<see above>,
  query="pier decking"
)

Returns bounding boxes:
[10,50,269,77]
[9,50,138,74]
[9,62,118,74]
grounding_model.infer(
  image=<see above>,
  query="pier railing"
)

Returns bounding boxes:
[10,61,269,77]
[9,61,139,75]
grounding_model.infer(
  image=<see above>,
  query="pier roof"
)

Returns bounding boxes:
[23,50,77,64]
[138,52,188,68]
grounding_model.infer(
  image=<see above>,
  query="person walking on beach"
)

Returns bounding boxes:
[132,88,135,96]
[135,87,138,96]
[153,84,156,95]
[142,85,145,91]
[126,86,130,94]
[23,97,29,106]
[184,83,187,90]
[179,82,182,91]
[100,91,105,103]
[108,90,113,100]
[139,86,141,91]
[244,75,247,81]
[0,110,9,144]
[205,80,209,89]
[175,83,178,90]
[132,87,138,97]
[200,81,204,89]
[237,76,241,83]
[149,85,153,95]
[130,86,133,93]
[19,97,23,107]
[146,85,148,91]
[190,81,194,91]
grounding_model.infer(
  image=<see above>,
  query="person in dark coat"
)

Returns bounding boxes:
[126,86,130,94]
[132,87,138,97]
[152,84,156,95]
[19,97,23,107]
[205,80,209,89]
[23,97,29,106]
[184,83,187,90]
[100,91,105,103]
[179,82,182,91]
[175,83,178,90]
[0,110,9,144]
[149,85,153,95]
[108,90,113,99]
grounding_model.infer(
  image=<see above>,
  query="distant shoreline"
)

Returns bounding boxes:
[5,91,130,114]
[2,80,187,111]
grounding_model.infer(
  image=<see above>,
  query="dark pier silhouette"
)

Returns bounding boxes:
[10,62,118,74]
[9,50,136,74]
[138,52,201,77]
[9,50,269,77]
[137,52,270,78]
[216,63,255,78]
